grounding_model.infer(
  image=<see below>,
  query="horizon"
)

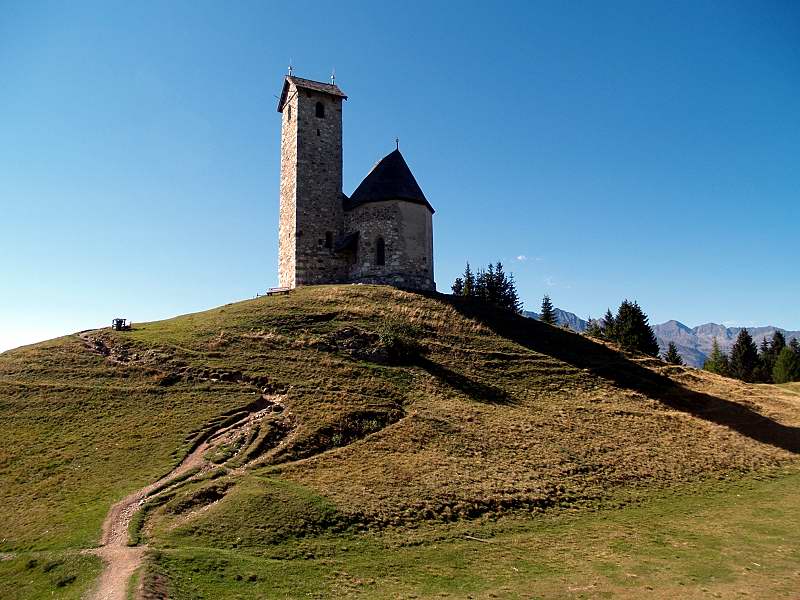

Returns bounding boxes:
[3,296,797,354]
[2,1,798,353]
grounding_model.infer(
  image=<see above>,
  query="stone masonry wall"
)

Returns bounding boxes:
[344,200,435,291]
[278,86,298,288]
[294,88,350,285]
[278,82,349,288]
[278,78,435,292]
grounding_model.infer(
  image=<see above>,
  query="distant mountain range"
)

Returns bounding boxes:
[523,309,588,333]
[525,310,800,368]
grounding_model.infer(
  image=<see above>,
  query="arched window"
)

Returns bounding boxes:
[315,102,325,118]
[376,237,385,266]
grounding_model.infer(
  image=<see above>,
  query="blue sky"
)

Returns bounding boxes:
[1,0,798,351]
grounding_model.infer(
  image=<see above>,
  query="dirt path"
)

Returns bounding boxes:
[84,403,277,600]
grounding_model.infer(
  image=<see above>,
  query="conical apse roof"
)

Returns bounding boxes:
[345,149,433,213]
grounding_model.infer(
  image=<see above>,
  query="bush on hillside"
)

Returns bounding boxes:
[376,319,423,364]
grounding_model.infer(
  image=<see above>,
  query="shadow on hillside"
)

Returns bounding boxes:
[416,356,516,405]
[435,294,800,455]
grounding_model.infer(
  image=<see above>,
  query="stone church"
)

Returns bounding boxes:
[277,75,435,291]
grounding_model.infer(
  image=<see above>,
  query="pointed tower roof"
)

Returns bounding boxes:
[277,76,347,112]
[346,149,433,213]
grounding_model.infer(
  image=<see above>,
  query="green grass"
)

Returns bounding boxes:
[0,552,102,600]
[1,285,798,595]
[152,476,344,550]
[147,469,800,598]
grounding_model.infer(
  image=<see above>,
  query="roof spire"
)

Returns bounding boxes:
[395,137,399,151]
[287,61,293,76]
[331,67,336,85]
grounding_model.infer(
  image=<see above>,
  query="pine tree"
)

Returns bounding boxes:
[756,332,786,383]
[602,308,616,341]
[773,346,800,383]
[453,260,521,313]
[771,331,787,355]
[729,328,759,382]
[755,337,773,383]
[462,263,475,297]
[585,317,603,338]
[704,337,730,376]
[791,338,800,355]
[451,277,464,296]
[484,263,497,304]
[664,342,684,365]
[612,300,660,356]
[539,294,557,325]
[494,262,508,309]
[503,272,523,314]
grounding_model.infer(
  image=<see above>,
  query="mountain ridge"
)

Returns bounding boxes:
[525,309,800,367]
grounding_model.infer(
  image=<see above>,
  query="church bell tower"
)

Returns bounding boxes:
[277,75,348,288]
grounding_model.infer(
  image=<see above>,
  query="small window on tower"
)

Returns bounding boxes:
[376,237,386,266]
[287,106,292,122]
[325,231,333,248]
[315,102,325,118]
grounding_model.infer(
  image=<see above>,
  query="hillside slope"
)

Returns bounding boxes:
[1,285,799,598]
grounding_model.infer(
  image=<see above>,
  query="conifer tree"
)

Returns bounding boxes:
[755,332,785,383]
[728,328,759,382]
[539,294,557,325]
[494,262,507,308]
[451,277,464,296]
[503,272,523,314]
[773,346,800,383]
[704,337,730,376]
[585,317,603,338]
[462,263,475,297]
[755,337,773,383]
[664,342,683,365]
[602,308,616,340]
[612,300,660,356]
[484,263,497,304]
[452,260,522,313]
[791,338,800,355]
[771,331,787,355]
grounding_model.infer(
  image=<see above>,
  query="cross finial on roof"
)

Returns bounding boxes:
[395,137,399,151]
[331,68,336,85]
[287,62,293,76]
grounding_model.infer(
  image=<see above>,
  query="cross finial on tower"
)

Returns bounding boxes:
[287,62,293,76]
[395,137,399,151]
[331,68,336,85]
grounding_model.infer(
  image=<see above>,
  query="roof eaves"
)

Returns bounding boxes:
[277,76,348,112]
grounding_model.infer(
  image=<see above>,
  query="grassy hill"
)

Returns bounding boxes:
[1,285,798,598]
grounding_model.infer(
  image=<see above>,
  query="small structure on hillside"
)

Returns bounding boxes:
[277,75,435,291]
[111,318,131,331]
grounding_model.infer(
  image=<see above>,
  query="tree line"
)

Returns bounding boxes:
[704,330,800,384]
[451,262,522,313]
[450,263,799,382]
[584,301,661,357]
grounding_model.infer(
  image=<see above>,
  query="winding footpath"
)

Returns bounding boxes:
[84,409,270,600]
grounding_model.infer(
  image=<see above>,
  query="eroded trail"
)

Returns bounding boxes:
[85,398,283,600]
